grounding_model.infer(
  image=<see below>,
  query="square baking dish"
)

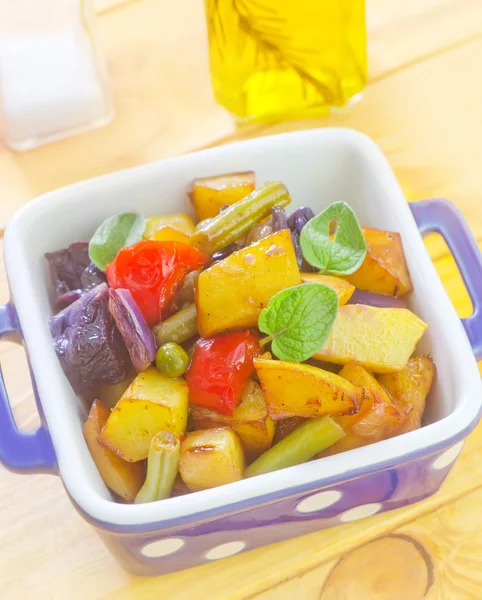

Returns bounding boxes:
[1,128,481,575]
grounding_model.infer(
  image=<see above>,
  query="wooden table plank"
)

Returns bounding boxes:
[254,485,482,599]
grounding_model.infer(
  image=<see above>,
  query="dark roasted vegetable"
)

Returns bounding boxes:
[271,206,305,267]
[45,242,106,310]
[271,206,289,231]
[165,269,202,316]
[348,289,408,309]
[55,290,83,310]
[49,283,132,395]
[108,288,156,372]
[211,243,238,263]
[287,207,315,236]
[286,206,315,269]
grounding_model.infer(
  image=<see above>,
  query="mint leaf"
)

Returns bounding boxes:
[89,212,146,271]
[258,284,338,362]
[300,202,367,275]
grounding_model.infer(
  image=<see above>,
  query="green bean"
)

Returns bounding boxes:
[190,182,292,254]
[245,416,345,478]
[152,303,198,346]
[156,342,190,378]
[135,431,180,503]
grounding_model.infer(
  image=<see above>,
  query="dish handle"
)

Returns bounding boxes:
[411,198,482,361]
[0,302,57,474]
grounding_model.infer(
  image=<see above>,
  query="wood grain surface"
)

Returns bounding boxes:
[1,1,482,598]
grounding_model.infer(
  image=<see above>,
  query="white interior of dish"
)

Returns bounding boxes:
[5,128,481,527]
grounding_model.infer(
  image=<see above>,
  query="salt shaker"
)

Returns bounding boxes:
[0,0,114,151]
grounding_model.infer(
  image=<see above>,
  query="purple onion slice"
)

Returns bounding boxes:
[108,288,156,372]
[348,289,409,309]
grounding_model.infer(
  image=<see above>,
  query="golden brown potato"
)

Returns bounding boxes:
[196,230,301,336]
[346,227,413,297]
[189,171,256,221]
[179,427,245,491]
[192,380,275,458]
[300,273,355,306]
[254,357,363,420]
[151,226,191,244]
[378,356,435,433]
[98,367,188,462]
[83,400,145,501]
[319,362,407,457]
[143,213,195,239]
[313,304,428,373]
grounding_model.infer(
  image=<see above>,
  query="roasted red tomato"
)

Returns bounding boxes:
[106,240,207,327]
[186,331,260,416]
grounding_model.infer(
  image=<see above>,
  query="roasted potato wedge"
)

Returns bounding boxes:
[83,400,145,501]
[378,356,435,433]
[98,367,188,462]
[254,358,363,420]
[151,226,191,244]
[300,273,355,306]
[179,427,245,491]
[189,171,256,221]
[192,380,275,458]
[143,213,195,239]
[313,305,428,373]
[319,362,407,457]
[196,230,301,336]
[346,227,413,297]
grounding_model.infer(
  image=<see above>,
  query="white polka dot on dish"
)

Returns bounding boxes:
[432,440,464,470]
[205,541,246,560]
[340,503,382,523]
[141,537,184,558]
[296,490,342,513]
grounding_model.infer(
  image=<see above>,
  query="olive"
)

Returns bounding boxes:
[155,342,189,378]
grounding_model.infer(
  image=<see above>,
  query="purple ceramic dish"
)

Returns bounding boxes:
[1,129,481,575]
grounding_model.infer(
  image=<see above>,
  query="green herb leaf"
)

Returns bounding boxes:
[89,212,146,271]
[300,202,367,275]
[258,284,338,362]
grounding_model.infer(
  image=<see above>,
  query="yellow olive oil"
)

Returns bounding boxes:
[205,0,367,122]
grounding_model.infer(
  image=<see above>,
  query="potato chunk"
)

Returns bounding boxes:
[254,358,363,420]
[179,428,245,491]
[378,356,435,433]
[196,230,301,336]
[151,226,191,244]
[189,171,256,221]
[192,379,275,458]
[313,305,428,373]
[83,400,145,501]
[98,367,188,462]
[319,362,407,457]
[300,273,355,306]
[346,227,413,297]
[143,213,195,239]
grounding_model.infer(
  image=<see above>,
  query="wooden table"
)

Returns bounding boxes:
[1,1,482,598]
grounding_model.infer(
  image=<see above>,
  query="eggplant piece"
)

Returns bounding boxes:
[50,283,132,395]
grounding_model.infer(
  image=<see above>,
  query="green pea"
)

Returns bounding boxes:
[156,343,189,378]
